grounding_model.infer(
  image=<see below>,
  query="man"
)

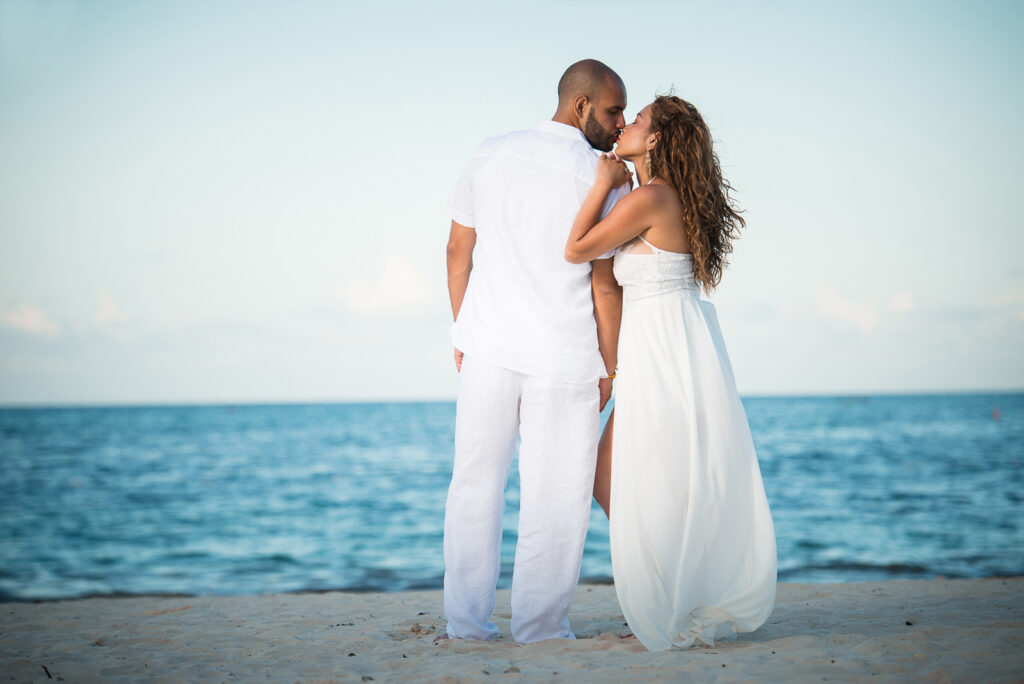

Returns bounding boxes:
[443,59,629,644]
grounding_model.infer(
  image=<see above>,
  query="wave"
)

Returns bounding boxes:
[779,560,942,579]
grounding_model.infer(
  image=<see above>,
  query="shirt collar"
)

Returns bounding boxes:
[533,120,591,147]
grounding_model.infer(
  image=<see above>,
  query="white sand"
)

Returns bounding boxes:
[1,578,1021,682]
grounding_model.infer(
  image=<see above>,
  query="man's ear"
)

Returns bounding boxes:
[573,95,589,119]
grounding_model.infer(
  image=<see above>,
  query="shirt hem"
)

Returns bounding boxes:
[455,346,604,385]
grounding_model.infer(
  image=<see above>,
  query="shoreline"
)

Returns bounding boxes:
[3,571,1012,605]
[5,571,1003,605]
[2,578,1021,682]
[0,577,620,605]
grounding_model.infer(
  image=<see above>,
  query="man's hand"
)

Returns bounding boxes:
[598,376,613,411]
[454,347,464,372]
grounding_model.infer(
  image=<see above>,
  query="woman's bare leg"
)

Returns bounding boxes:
[594,409,614,517]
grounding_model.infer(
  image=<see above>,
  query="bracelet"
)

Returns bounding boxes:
[607,371,617,379]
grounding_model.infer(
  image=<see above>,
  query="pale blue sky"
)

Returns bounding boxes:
[1,0,1022,404]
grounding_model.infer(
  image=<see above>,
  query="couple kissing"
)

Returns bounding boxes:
[442,58,776,651]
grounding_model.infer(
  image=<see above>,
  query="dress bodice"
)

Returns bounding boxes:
[612,236,698,301]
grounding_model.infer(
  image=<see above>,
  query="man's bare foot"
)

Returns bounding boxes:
[433,633,451,643]
[619,633,636,639]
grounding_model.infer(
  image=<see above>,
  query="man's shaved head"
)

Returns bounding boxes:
[554,59,626,152]
[557,59,624,107]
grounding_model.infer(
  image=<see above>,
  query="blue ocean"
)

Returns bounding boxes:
[1,394,1021,601]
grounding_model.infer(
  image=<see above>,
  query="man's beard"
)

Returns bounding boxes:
[583,109,616,152]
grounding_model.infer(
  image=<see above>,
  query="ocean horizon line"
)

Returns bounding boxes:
[0,387,1021,411]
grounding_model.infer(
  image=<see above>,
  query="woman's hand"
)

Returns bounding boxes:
[595,153,633,190]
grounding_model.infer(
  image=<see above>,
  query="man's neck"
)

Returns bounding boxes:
[551,110,582,131]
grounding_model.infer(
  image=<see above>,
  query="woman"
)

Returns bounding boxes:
[565,95,777,651]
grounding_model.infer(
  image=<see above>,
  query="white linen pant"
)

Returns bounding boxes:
[443,354,600,643]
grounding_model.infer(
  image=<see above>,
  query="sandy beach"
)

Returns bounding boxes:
[1,578,1021,682]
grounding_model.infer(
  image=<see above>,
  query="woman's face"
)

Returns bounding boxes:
[613,104,655,158]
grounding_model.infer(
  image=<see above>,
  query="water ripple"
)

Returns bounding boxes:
[0,394,1021,600]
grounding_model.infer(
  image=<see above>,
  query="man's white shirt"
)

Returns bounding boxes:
[448,120,630,383]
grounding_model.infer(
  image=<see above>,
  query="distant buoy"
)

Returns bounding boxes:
[992,407,1001,421]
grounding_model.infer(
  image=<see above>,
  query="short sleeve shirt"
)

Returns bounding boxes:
[448,120,630,383]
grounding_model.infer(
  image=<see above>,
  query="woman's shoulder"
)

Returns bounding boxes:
[618,182,678,210]
[644,180,680,197]
[643,181,686,214]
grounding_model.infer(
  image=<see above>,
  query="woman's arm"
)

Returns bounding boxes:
[566,156,657,264]
[565,185,659,264]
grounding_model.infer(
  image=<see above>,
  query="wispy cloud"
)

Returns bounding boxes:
[1,305,60,336]
[818,286,878,335]
[96,290,130,323]
[993,289,1024,321]
[889,292,914,313]
[341,255,431,317]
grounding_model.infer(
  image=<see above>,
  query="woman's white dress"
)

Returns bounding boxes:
[609,237,777,651]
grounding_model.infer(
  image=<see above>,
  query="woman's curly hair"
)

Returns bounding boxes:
[647,95,744,292]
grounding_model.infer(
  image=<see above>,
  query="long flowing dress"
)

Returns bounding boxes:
[609,236,777,651]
